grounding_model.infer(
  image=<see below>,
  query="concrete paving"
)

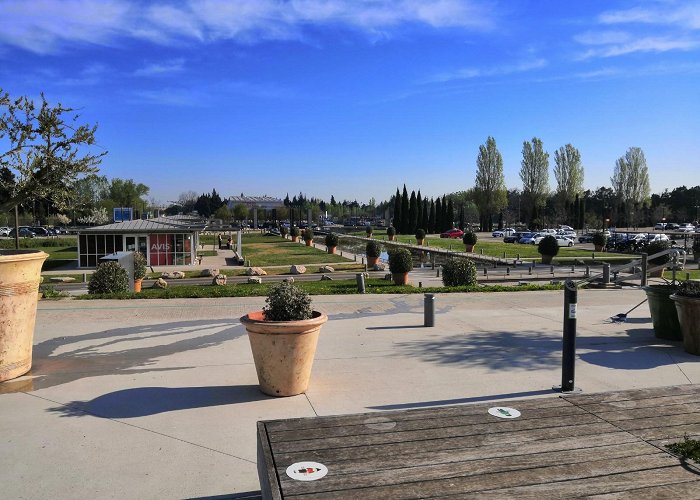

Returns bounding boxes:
[1,288,699,498]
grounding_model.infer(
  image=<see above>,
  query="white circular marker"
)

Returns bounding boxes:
[364,416,397,430]
[286,462,328,481]
[488,407,521,419]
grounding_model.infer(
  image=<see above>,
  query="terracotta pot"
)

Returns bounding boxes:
[291,236,299,243]
[0,250,49,382]
[305,240,312,246]
[671,294,700,355]
[594,244,604,252]
[392,272,409,285]
[388,235,395,241]
[327,246,336,254]
[241,311,328,396]
[541,254,554,265]
[134,278,143,293]
[367,256,379,268]
[416,239,424,246]
[464,244,474,252]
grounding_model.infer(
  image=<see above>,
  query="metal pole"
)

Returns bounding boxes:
[560,279,578,392]
[603,264,610,284]
[355,273,366,293]
[14,205,20,250]
[640,253,648,287]
[424,293,435,327]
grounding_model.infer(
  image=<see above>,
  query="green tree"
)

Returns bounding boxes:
[428,198,435,233]
[421,198,429,232]
[392,188,401,231]
[400,184,409,234]
[553,144,584,219]
[416,191,423,230]
[611,147,651,227]
[107,178,149,209]
[408,190,417,233]
[214,205,231,222]
[474,136,507,231]
[435,196,442,233]
[0,90,106,214]
[233,203,249,222]
[447,198,454,229]
[520,137,549,227]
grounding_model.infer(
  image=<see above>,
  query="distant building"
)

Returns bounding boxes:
[78,216,205,268]
[226,194,284,211]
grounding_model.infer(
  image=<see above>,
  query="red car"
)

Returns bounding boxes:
[440,228,464,239]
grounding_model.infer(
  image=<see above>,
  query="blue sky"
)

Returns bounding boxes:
[1,0,699,206]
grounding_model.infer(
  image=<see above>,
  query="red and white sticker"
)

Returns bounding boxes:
[286,462,328,481]
[488,407,521,419]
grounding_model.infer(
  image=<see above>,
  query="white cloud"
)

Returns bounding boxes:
[133,59,186,77]
[427,58,547,83]
[0,0,495,54]
[599,2,700,30]
[577,35,698,59]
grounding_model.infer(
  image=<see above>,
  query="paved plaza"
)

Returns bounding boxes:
[1,288,699,498]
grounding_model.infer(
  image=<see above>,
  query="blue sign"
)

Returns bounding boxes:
[113,207,133,222]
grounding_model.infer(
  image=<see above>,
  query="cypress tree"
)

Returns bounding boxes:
[459,204,465,230]
[447,198,454,229]
[422,199,429,232]
[393,188,401,231]
[416,191,423,230]
[435,197,442,233]
[408,190,417,233]
[428,198,435,234]
[400,184,409,234]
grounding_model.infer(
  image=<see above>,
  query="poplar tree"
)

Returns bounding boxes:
[520,137,550,227]
[474,137,507,232]
[553,144,584,219]
[611,147,650,227]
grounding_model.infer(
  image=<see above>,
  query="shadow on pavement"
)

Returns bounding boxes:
[185,492,262,499]
[368,388,556,410]
[47,385,268,418]
[29,319,244,390]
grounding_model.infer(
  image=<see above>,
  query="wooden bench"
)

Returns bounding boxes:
[257,384,700,498]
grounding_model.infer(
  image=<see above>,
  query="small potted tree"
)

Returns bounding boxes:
[647,240,671,278]
[133,252,147,293]
[325,233,339,254]
[240,282,328,396]
[290,226,300,243]
[366,240,381,268]
[415,228,425,245]
[538,235,559,264]
[388,247,413,285]
[386,226,396,241]
[365,226,373,238]
[671,280,700,355]
[462,231,477,252]
[279,225,288,238]
[592,232,607,252]
[303,228,314,247]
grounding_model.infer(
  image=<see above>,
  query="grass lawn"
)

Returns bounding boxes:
[242,234,352,266]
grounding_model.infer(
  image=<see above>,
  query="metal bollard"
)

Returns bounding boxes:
[480,248,484,255]
[529,266,532,275]
[354,255,357,262]
[603,263,610,284]
[506,267,510,275]
[585,265,590,277]
[557,280,578,392]
[424,293,435,327]
[418,281,422,288]
[436,267,440,277]
[641,253,648,287]
[356,273,366,293]
[550,265,554,274]
[484,267,487,276]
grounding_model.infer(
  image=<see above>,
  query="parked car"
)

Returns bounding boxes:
[654,222,666,230]
[678,224,695,233]
[554,235,575,247]
[0,226,10,236]
[520,232,545,245]
[30,226,51,237]
[492,227,515,237]
[647,233,670,242]
[504,231,526,243]
[8,227,36,238]
[558,225,574,231]
[578,233,595,243]
[440,228,464,239]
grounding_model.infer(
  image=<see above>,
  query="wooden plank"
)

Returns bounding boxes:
[468,466,700,499]
[284,453,678,499]
[609,411,700,432]
[587,478,700,499]
[570,393,700,414]
[278,441,656,496]
[562,384,700,405]
[256,422,282,500]
[631,422,700,441]
[271,420,619,455]
[274,431,639,475]
[594,402,700,422]
[263,396,572,433]
[267,407,598,445]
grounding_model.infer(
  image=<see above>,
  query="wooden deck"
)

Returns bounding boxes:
[257,385,700,499]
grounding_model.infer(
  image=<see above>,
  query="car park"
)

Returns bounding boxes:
[440,228,464,239]
[30,226,52,237]
[492,227,515,237]
[8,227,36,238]
[554,235,575,247]
[520,232,546,245]
[504,231,526,243]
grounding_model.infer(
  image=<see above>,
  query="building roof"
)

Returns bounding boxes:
[79,219,200,233]
[227,194,284,209]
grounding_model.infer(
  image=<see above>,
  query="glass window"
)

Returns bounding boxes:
[97,235,105,254]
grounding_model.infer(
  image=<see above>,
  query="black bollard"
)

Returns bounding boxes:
[424,293,435,327]
[356,273,366,293]
[558,280,578,392]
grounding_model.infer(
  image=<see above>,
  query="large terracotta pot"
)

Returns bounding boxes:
[416,239,424,246]
[541,254,554,265]
[291,236,299,242]
[0,250,49,382]
[670,294,700,355]
[392,272,409,285]
[241,311,328,396]
[367,256,379,268]
[594,244,604,252]
[327,246,336,254]
[305,240,312,247]
[464,244,474,252]
[134,278,143,293]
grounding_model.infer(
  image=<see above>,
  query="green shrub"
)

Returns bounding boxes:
[462,231,477,245]
[387,226,396,237]
[303,228,314,241]
[133,252,147,280]
[263,281,312,321]
[647,240,671,265]
[290,226,300,237]
[676,280,700,298]
[88,261,129,294]
[592,232,607,247]
[442,258,477,287]
[280,226,288,237]
[415,228,425,240]
[388,248,413,273]
[366,240,381,258]
[538,235,559,257]
[325,233,339,247]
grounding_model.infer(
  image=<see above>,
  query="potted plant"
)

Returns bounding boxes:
[415,228,425,245]
[386,226,396,241]
[592,231,607,252]
[647,240,671,278]
[325,233,339,254]
[240,282,328,396]
[0,90,104,382]
[643,283,682,340]
[303,228,314,246]
[279,225,288,238]
[693,236,700,264]
[133,251,147,293]
[365,226,373,238]
[671,280,700,355]
[366,240,381,268]
[290,226,300,242]
[537,235,559,264]
[462,231,477,252]
[388,247,413,285]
